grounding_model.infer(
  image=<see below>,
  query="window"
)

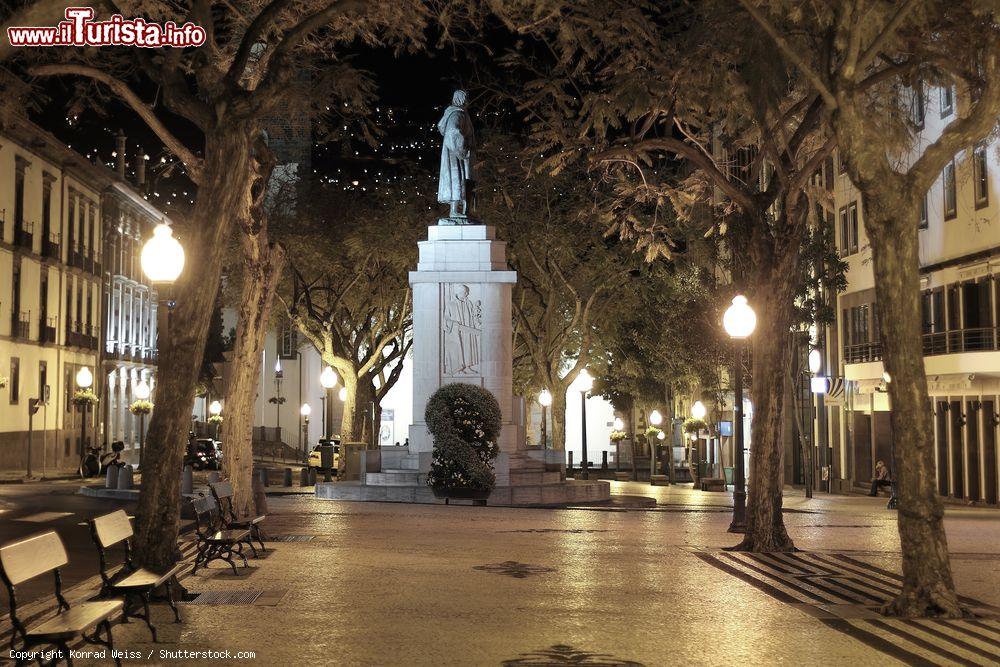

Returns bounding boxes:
[838,150,847,175]
[919,193,929,229]
[38,361,47,404]
[910,81,925,128]
[9,357,19,404]
[68,195,76,251]
[943,159,957,220]
[824,156,835,191]
[973,143,989,208]
[14,165,24,228]
[921,289,945,335]
[940,86,954,117]
[278,326,298,359]
[839,202,859,255]
[42,179,52,242]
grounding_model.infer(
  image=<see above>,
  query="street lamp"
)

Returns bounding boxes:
[209,399,222,441]
[300,403,311,462]
[135,379,152,468]
[691,401,706,420]
[648,409,663,480]
[319,366,337,439]
[576,370,593,480]
[538,389,553,449]
[338,387,348,402]
[723,294,756,534]
[76,367,93,456]
[140,224,185,283]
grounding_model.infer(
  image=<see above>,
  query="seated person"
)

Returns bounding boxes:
[868,460,892,496]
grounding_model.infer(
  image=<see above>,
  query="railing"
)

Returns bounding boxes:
[14,220,33,250]
[40,316,57,343]
[845,327,999,364]
[15,311,30,339]
[43,232,60,260]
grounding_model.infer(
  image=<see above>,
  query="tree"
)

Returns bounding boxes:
[19,1,428,568]
[495,0,835,550]
[737,0,1000,617]
[279,180,424,448]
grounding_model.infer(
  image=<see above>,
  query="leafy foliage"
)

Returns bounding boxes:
[682,417,708,434]
[129,400,153,416]
[72,389,99,407]
[425,384,502,491]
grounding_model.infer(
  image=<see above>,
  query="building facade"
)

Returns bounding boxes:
[0,115,165,474]
[819,83,1000,504]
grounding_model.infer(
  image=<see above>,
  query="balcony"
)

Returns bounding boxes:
[13,311,30,339]
[14,220,33,251]
[43,232,61,261]
[40,316,57,343]
[844,327,999,365]
[70,248,84,269]
[92,251,103,275]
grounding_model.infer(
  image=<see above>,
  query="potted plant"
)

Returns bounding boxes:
[72,388,99,407]
[129,399,153,416]
[425,383,502,505]
[207,414,224,426]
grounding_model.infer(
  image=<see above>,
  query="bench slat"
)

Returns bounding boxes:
[27,600,123,640]
[0,532,68,585]
[92,509,133,548]
[210,480,234,499]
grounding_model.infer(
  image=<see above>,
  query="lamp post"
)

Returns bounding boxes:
[320,366,338,439]
[76,366,93,455]
[208,399,222,440]
[135,379,152,468]
[807,347,830,494]
[140,222,185,361]
[692,400,707,478]
[538,389,553,449]
[649,409,662,480]
[723,294,756,534]
[577,370,593,480]
[881,371,898,510]
[299,403,311,463]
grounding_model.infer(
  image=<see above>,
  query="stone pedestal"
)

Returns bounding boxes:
[408,225,518,465]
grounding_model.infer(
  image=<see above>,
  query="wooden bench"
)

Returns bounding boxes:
[191,495,252,575]
[209,480,267,554]
[89,510,183,642]
[613,472,631,482]
[650,474,669,486]
[0,531,123,666]
[700,477,727,492]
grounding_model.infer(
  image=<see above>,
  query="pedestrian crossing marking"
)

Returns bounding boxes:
[695,549,1000,666]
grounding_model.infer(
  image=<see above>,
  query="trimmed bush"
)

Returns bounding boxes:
[425,383,501,491]
[682,417,708,434]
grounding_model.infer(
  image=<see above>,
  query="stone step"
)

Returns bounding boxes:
[509,470,562,486]
[365,471,422,486]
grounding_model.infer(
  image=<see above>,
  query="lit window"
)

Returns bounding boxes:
[973,144,989,209]
[940,86,954,118]
[943,159,957,220]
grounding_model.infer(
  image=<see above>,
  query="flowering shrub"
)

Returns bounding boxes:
[645,426,663,439]
[129,399,153,415]
[682,417,708,434]
[425,383,501,491]
[609,430,628,442]
[72,389,99,407]
[208,414,224,425]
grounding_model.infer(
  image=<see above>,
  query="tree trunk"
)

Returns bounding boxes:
[339,371,362,442]
[549,385,567,451]
[133,127,255,570]
[866,200,962,618]
[222,234,285,518]
[732,248,801,553]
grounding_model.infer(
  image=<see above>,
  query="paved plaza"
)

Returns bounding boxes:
[13,483,992,666]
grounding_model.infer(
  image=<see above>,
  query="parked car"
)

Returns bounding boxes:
[185,437,222,470]
[308,438,341,471]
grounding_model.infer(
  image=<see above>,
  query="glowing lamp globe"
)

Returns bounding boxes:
[141,224,185,284]
[576,369,594,393]
[320,366,338,389]
[338,387,348,402]
[810,376,829,394]
[134,380,151,401]
[691,401,706,420]
[723,295,757,339]
[613,417,624,431]
[657,431,666,440]
[300,403,312,417]
[882,371,892,384]
[649,410,663,426]
[209,400,222,416]
[808,348,822,374]
[538,389,553,407]
[76,366,93,389]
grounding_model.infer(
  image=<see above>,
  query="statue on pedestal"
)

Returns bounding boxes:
[437,90,476,224]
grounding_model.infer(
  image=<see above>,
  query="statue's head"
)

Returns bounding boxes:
[456,284,470,298]
[451,89,468,108]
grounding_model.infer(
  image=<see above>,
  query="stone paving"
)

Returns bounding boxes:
[18,483,1000,665]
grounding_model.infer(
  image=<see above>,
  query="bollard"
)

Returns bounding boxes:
[308,468,317,486]
[283,468,293,487]
[258,468,269,487]
[181,465,194,495]
[324,467,332,483]
[106,465,117,489]
[601,451,608,470]
[117,464,134,490]
[300,467,310,487]
[568,452,574,478]
[208,471,221,484]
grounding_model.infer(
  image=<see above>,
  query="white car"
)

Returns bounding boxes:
[308,439,341,471]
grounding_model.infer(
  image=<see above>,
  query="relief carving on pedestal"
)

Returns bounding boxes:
[442,283,482,375]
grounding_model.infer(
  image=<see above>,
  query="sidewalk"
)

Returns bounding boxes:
[74,489,1000,666]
